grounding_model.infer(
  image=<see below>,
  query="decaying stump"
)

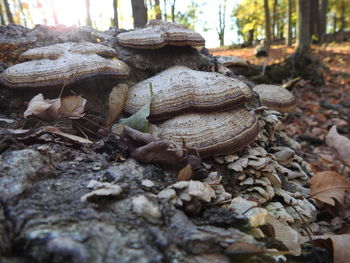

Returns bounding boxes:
[0,22,321,262]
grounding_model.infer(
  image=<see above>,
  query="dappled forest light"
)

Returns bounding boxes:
[0,0,349,46]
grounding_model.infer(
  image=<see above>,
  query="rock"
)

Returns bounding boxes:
[0,149,49,198]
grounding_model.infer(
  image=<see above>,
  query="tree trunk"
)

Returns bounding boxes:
[3,0,14,24]
[0,2,6,25]
[50,0,59,26]
[85,0,92,27]
[319,0,327,43]
[286,0,292,46]
[163,0,167,20]
[309,0,319,42]
[131,0,148,28]
[339,0,346,41]
[248,29,254,46]
[272,0,278,42]
[154,0,161,20]
[170,0,176,22]
[217,0,227,47]
[333,15,337,34]
[296,0,311,53]
[113,0,119,28]
[18,0,27,27]
[264,0,271,47]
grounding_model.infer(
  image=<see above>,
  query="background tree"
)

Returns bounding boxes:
[263,0,271,47]
[163,0,167,21]
[286,0,293,46]
[85,0,92,26]
[318,0,327,43]
[3,0,14,24]
[131,0,148,28]
[295,0,310,53]
[0,2,6,25]
[233,0,265,45]
[216,0,227,46]
[154,0,161,20]
[176,1,199,30]
[113,0,119,28]
[169,0,176,22]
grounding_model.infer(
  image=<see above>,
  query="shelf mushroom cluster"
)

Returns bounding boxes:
[0,42,130,89]
[117,19,205,49]
[116,21,260,158]
[123,66,259,158]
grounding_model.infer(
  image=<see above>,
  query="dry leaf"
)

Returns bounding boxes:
[104,84,128,126]
[177,164,193,181]
[24,93,53,118]
[42,126,92,144]
[24,94,86,121]
[310,171,350,206]
[57,95,86,119]
[313,234,350,263]
[326,125,350,167]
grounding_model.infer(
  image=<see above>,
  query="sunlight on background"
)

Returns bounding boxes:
[18,0,240,48]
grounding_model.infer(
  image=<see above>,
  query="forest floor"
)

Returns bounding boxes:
[211,42,350,174]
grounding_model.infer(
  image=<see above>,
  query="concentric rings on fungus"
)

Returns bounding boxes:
[0,42,130,89]
[124,66,253,121]
[117,20,205,49]
[253,84,297,113]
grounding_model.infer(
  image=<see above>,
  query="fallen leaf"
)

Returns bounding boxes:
[310,171,350,206]
[119,83,153,132]
[104,84,128,126]
[57,95,86,119]
[326,125,350,167]
[313,234,350,263]
[177,164,193,181]
[24,94,86,121]
[24,93,53,118]
[42,126,92,144]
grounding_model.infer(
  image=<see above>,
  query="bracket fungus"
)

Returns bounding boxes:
[0,42,130,89]
[151,108,259,158]
[217,56,248,67]
[124,66,253,121]
[117,20,205,49]
[253,84,297,113]
[123,66,259,157]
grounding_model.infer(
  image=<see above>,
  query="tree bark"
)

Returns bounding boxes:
[309,0,319,41]
[85,0,92,27]
[163,0,167,20]
[248,29,254,46]
[154,0,161,20]
[170,0,176,22]
[18,0,27,27]
[3,0,14,24]
[113,0,119,28]
[0,2,6,25]
[272,0,278,42]
[217,0,227,46]
[296,0,311,53]
[339,0,346,41]
[286,0,293,46]
[50,0,59,26]
[264,0,272,47]
[131,0,148,28]
[319,0,328,43]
